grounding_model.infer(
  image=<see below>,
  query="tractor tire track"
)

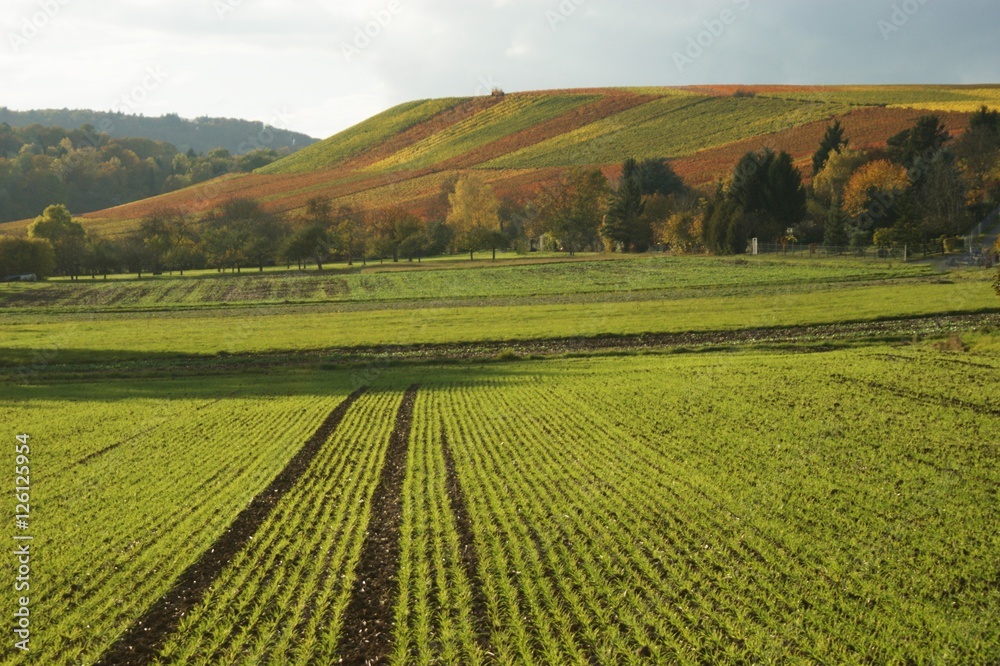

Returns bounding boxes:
[338,385,419,665]
[95,387,368,666]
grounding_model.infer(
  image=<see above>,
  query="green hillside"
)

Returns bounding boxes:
[256,98,466,174]
[2,84,998,236]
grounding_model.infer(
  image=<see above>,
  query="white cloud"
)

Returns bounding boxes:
[0,0,996,139]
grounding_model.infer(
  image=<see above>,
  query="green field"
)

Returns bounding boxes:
[4,253,999,664]
[0,255,938,312]
[4,344,999,664]
[0,257,995,367]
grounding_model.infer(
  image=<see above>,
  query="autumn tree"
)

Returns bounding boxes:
[659,211,703,253]
[284,197,334,270]
[536,168,608,255]
[27,204,85,279]
[955,106,1000,213]
[0,236,56,277]
[138,209,196,274]
[369,208,426,262]
[842,159,911,230]
[83,236,121,280]
[201,198,279,272]
[446,174,501,260]
[332,204,365,266]
[813,147,867,205]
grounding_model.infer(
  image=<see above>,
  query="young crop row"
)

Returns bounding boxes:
[437,93,661,171]
[408,349,1000,663]
[0,380,350,665]
[8,342,998,663]
[690,84,999,109]
[257,98,468,175]
[365,94,598,173]
[155,389,402,664]
[546,351,1000,661]
[484,96,852,169]
[673,106,973,184]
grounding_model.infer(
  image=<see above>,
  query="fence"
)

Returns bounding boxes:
[752,243,911,261]
[752,242,997,268]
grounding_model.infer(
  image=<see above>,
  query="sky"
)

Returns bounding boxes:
[2,0,998,140]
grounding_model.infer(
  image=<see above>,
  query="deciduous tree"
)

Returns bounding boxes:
[446,174,501,260]
[0,236,56,277]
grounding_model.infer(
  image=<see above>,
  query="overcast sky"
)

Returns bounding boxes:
[2,0,998,139]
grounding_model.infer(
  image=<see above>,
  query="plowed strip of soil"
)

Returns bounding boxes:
[441,427,492,654]
[94,387,368,666]
[338,385,419,665]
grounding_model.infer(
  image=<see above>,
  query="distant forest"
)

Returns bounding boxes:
[0,122,296,223]
[0,108,317,155]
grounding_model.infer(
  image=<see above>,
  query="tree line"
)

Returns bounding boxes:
[3,107,999,279]
[0,122,289,223]
[705,108,1000,255]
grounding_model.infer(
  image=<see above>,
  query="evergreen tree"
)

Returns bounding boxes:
[812,120,848,175]
[824,198,849,248]
[887,115,950,170]
[635,158,686,198]
[602,159,647,252]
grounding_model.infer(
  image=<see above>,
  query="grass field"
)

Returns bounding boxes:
[0,256,995,366]
[0,255,938,311]
[3,344,998,664]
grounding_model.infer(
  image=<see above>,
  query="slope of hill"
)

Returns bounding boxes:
[2,85,997,237]
[0,108,318,155]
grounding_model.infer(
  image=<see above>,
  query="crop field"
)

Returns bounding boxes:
[363,94,599,173]
[0,256,938,311]
[687,84,1000,110]
[255,98,467,175]
[1,255,996,369]
[483,96,850,169]
[3,342,998,664]
[673,106,973,184]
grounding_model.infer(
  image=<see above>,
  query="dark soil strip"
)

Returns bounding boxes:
[94,387,368,666]
[338,385,419,665]
[440,426,493,655]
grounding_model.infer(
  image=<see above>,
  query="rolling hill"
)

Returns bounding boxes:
[0,108,318,156]
[3,85,998,238]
